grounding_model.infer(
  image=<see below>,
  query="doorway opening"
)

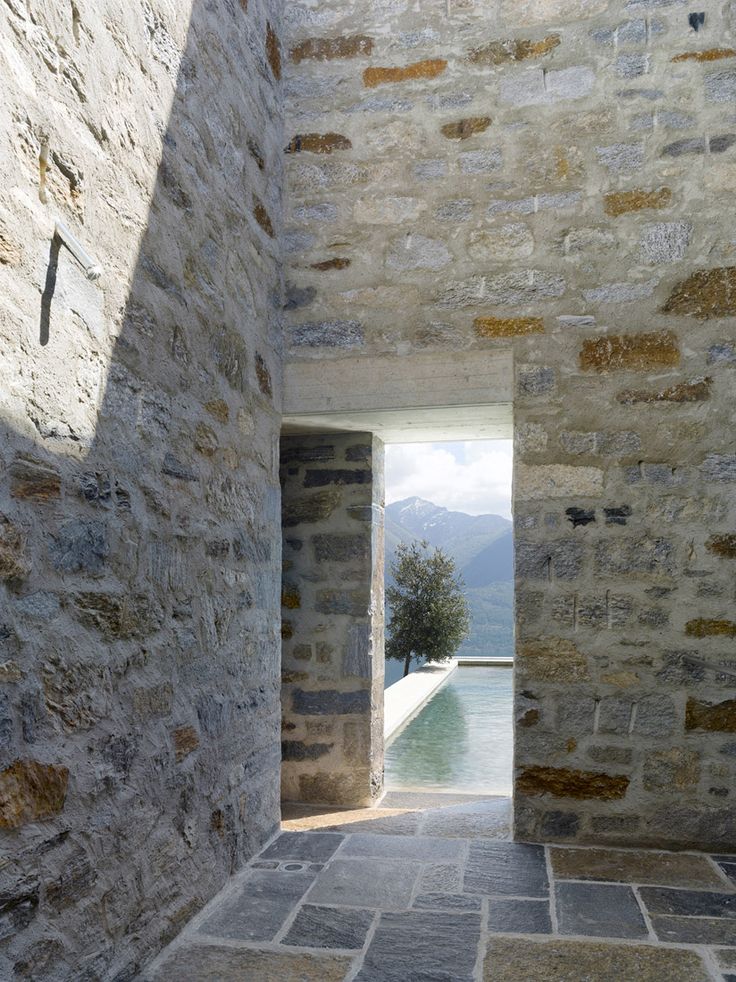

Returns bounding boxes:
[383,439,514,797]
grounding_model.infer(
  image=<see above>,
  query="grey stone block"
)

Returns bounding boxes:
[313,533,370,562]
[356,911,481,981]
[640,223,692,264]
[289,321,364,349]
[458,149,503,173]
[386,234,452,271]
[615,54,648,78]
[702,454,736,481]
[634,695,677,737]
[50,521,108,574]
[556,883,648,939]
[434,200,473,222]
[598,697,633,735]
[596,143,645,172]
[341,833,465,863]
[639,887,736,917]
[283,904,374,949]
[661,137,706,157]
[517,366,556,396]
[308,858,419,909]
[413,893,482,911]
[198,869,316,941]
[487,898,553,934]
[259,832,344,863]
[464,842,549,898]
[705,69,736,103]
[292,689,371,716]
[414,159,447,179]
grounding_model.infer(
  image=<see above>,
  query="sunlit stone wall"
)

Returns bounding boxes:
[282,0,736,849]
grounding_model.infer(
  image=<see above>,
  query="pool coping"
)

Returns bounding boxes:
[384,658,514,744]
[384,659,458,744]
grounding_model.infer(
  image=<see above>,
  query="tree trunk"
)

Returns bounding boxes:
[402,650,412,678]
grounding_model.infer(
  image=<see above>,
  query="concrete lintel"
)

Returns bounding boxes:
[283,350,514,442]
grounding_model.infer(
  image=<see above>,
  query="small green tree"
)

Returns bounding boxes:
[386,540,470,678]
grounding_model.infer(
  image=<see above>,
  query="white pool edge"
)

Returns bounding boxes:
[383,659,458,744]
[383,657,515,745]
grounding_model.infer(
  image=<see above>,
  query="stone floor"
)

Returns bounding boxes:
[142,793,736,981]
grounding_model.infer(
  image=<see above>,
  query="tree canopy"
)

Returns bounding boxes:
[386,540,470,678]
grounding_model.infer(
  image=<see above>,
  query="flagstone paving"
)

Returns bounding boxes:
[143,794,736,981]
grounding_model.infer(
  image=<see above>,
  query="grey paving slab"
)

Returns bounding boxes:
[419,863,463,893]
[197,869,316,941]
[639,886,736,917]
[340,832,465,863]
[464,841,548,898]
[413,892,483,911]
[306,857,419,909]
[355,910,481,981]
[487,898,552,935]
[259,831,344,863]
[716,949,736,970]
[555,882,648,940]
[420,799,511,840]
[283,904,374,950]
[651,914,736,944]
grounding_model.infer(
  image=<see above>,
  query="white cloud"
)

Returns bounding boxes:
[385,440,513,518]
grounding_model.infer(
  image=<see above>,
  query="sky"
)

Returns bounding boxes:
[385,440,513,519]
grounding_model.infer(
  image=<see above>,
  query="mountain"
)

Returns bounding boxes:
[384,497,514,685]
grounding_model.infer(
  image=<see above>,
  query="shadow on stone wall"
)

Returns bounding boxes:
[0,1,285,978]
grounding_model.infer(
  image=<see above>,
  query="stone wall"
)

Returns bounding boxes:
[282,0,736,848]
[0,0,285,977]
[280,433,385,807]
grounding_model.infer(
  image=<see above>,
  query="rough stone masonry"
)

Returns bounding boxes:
[2,0,736,977]
[282,0,736,852]
[0,0,285,978]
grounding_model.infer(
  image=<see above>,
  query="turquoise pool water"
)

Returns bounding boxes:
[384,667,514,794]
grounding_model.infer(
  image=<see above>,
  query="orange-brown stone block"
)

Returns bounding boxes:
[0,759,69,828]
[474,316,544,338]
[363,58,447,88]
[603,187,672,217]
[579,331,680,372]
[10,457,61,501]
[286,133,352,154]
[469,34,560,66]
[686,697,736,732]
[0,515,30,581]
[662,267,736,319]
[173,726,199,762]
[204,399,229,423]
[616,377,711,404]
[290,35,374,64]
[441,116,492,140]
[516,766,630,800]
[282,587,301,610]
[266,22,281,79]
[311,258,351,271]
[672,48,736,62]
[254,197,274,237]
[518,638,590,683]
[706,533,736,558]
[256,353,272,397]
[685,618,736,638]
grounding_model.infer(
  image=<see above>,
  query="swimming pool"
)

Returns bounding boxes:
[384,666,513,794]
